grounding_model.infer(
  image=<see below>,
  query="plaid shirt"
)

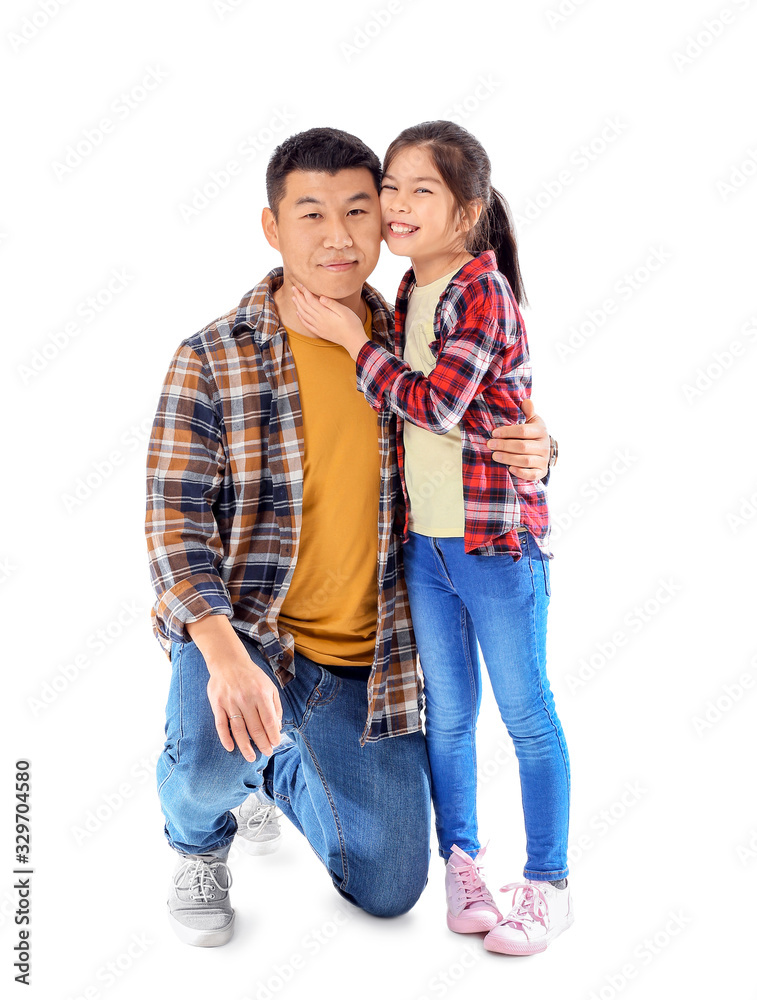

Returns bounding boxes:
[145,268,422,745]
[356,250,550,558]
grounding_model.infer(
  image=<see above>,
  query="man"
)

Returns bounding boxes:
[146,127,553,947]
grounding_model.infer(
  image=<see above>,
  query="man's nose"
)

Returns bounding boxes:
[323,220,353,249]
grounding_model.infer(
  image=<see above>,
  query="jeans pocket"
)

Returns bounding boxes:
[524,531,550,598]
[538,547,551,598]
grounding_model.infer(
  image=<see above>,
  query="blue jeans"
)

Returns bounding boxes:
[156,633,432,916]
[403,530,570,881]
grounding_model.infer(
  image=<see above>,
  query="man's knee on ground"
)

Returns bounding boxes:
[335,852,429,918]
[356,874,428,918]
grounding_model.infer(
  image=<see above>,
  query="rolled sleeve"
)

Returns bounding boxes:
[355,340,405,412]
[146,341,233,647]
[153,579,233,647]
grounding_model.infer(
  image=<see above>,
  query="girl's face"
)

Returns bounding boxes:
[380,146,467,265]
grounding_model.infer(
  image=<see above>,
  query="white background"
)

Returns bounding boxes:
[2,0,756,998]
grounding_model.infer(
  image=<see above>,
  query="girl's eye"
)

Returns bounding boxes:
[380,184,396,191]
[416,188,431,194]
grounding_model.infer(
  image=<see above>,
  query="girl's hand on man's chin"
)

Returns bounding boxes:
[291,283,368,358]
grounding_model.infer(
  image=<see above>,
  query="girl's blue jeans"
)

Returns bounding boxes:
[403,529,570,881]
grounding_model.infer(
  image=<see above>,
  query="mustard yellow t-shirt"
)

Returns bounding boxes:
[277,304,380,667]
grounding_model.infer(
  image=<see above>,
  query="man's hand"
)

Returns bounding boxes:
[486,399,550,481]
[186,615,283,762]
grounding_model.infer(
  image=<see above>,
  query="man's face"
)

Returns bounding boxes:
[262,168,382,300]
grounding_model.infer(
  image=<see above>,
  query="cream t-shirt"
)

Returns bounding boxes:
[402,269,465,537]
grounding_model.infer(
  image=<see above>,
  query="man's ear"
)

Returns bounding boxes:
[262,206,280,251]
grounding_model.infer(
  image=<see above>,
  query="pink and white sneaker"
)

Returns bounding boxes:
[483,879,574,955]
[445,844,503,933]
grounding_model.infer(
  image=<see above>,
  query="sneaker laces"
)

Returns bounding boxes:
[240,800,279,835]
[451,848,495,908]
[498,882,549,936]
[173,857,232,903]
[239,797,279,834]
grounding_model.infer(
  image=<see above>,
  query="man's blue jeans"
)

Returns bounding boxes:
[403,530,570,881]
[156,632,432,916]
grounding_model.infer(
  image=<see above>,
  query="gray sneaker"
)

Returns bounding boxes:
[168,851,234,947]
[232,787,282,856]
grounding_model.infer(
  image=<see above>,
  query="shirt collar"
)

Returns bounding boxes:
[230,266,394,347]
[230,267,286,343]
[396,249,498,303]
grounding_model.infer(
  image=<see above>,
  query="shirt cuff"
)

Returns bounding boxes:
[356,340,407,411]
[154,577,234,645]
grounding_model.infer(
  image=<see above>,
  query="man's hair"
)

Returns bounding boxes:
[266,127,382,218]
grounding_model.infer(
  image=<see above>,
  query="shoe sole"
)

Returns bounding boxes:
[483,913,574,956]
[447,912,503,933]
[168,910,235,948]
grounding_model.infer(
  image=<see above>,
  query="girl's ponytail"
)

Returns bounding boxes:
[475,187,527,308]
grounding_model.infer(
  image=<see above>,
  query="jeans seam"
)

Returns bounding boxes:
[460,602,480,852]
[176,643,185,764]
[299,732,348,889]
[301,672,341,730]
[535,534,551,598]
[430,536,454,588]
[157,643,184,797]
[525,538,571,864]
[313,674,341,709]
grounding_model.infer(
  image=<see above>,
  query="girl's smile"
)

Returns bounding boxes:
[386,221,420,237]
[379,145,475,284]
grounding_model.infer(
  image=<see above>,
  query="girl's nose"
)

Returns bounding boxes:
[388,196,410,215]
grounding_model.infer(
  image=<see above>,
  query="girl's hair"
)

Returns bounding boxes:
[383,121,527,307]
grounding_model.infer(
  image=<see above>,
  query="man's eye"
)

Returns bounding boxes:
[303,213,321,219]
[347,208,366,216]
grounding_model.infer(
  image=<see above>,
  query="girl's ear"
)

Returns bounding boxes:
[459,200,484,233]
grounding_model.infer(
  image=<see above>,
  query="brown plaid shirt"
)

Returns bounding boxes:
[145,267,422,745]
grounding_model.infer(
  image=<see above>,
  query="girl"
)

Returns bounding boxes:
[292,121,571,956]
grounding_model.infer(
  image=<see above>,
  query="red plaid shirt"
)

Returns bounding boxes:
[355,251,550,558]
